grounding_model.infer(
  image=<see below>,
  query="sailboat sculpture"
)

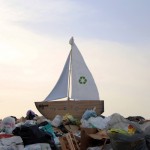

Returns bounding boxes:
[35,37,104,120]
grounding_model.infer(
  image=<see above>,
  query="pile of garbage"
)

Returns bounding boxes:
[0,109,150,150]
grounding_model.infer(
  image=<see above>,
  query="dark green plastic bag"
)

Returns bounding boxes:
[108,132,147,150]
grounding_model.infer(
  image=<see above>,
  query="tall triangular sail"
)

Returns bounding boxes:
[70,38,100,100]
[44,52,71,101]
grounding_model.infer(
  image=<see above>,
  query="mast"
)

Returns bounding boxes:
[67,37,74,100]
[67,51,72,100]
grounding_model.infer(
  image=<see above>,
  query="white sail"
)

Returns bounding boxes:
[44,37,99,101]
[70,38,100,100]
[44,52,70,101]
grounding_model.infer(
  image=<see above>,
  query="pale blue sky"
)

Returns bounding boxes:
[0,0,150,119]
[12,0,150,44]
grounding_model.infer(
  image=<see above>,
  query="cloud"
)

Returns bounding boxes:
[0,0,74,23]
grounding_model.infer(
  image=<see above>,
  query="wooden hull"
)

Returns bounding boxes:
[35,100,104,120]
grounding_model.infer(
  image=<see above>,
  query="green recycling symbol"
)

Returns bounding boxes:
[79,76,87,84]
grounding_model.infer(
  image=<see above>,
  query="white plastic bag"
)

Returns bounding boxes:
[2,116,15,133]
[51,115,62,127]
[88,116,110,130]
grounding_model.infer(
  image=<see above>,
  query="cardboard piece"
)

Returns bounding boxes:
[88,130,109,140]
[64,125,80,133]
[35,100,104,120]
[59,132,80,150]
[80,128,98,150]
[80,128,110,150]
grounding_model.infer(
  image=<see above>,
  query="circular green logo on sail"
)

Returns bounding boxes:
[79,76,87,84]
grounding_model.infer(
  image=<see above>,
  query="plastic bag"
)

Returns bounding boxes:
[2,116,15,134]
[51,115,62,127]
[88,116,111,130]
[24,143,51,150]
[108,131,147,150]
[82,109,97,120]
[63,114,79,125]
[143,126,150,149]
